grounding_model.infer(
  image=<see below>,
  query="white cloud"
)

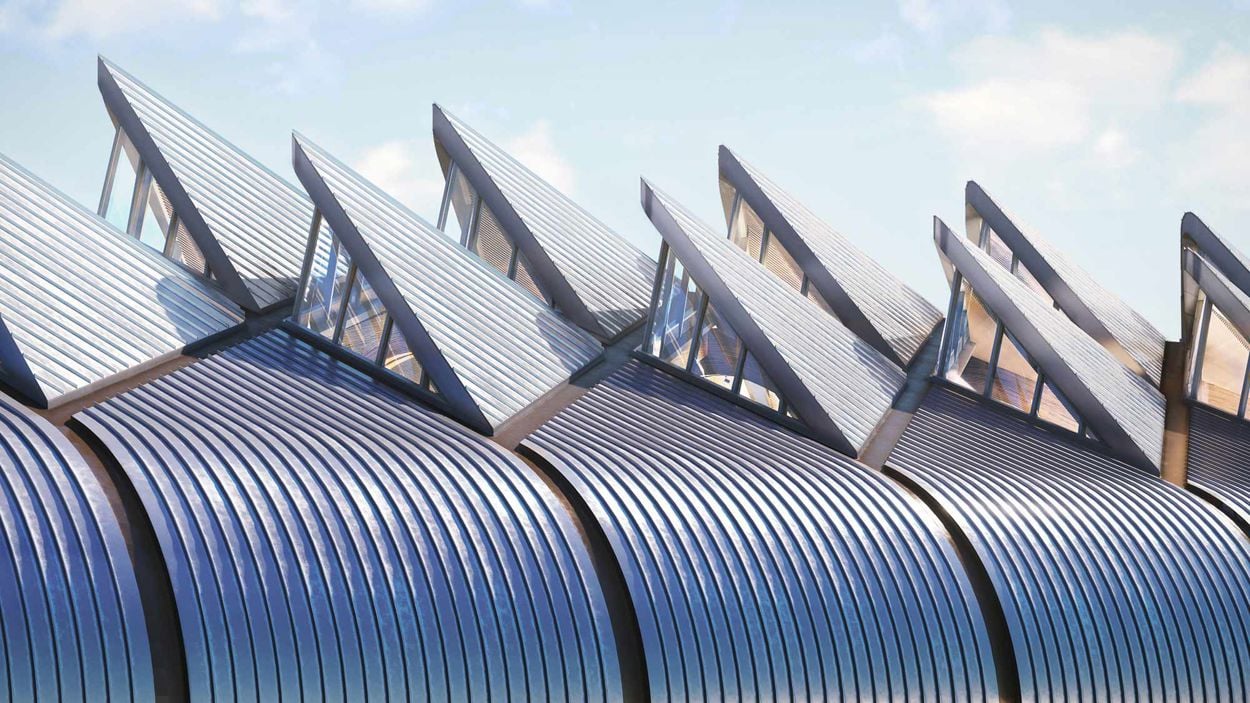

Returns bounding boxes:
[849,27,905,69]
[41,0,222,39]
[505,120,576,194]
[1172,46,1250,205]
[917,28,1180,160]
[1093,127,1139,169]
[349,0,432,13]
[353,139,446,211]
[898,0,1009,40]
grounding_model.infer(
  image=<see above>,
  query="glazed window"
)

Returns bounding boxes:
[1190,298,1250,417]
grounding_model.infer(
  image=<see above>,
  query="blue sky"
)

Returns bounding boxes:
[0,0,1248,337]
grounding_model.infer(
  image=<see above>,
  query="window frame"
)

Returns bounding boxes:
[1188,295,1250,418]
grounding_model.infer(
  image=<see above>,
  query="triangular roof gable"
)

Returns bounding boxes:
[292,134,602,432]
[432,106,656,341]
[0,152,243,407]
[718,146,942,366]
[641,179,906,457]
[0,313,44,405]
[99,57,312,312]
[935,217,1165,470]
[966,181,1166,386]
[1183,212,1250,297]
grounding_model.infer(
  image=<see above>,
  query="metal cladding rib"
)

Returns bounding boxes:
[936,218,1166,470]
[292,133,602,431]
[75,330,621,702]
[434,106,656,341]
[0,393,154,701]
[641,178,907,456]
[719,147,942,365]
[99,58,313,311]
[966,182,1167,385]
[888,385,1250,702]
[1187,406,1250,529]
[0,152,243,407]
[524,361,1000,701]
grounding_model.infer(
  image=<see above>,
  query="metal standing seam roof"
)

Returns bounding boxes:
[0,392,154,701]
[524,361,999,701]
[99,58,313,311]
[74,331,621,702]
[434,106,656,341]
[1183,212,1250,301]
[888,385,1250,702]
[936,220,1166,469]
[1187,406,1250,528]
[292,134,602,430]
[719,147,943,365]
[966,182,1167,386]
[0,153,243,408]
[641,179,907,455]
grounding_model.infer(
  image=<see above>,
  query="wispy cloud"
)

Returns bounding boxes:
[38,0,223,40]
[898,0,1009,41]
[505,119,576,194]
[1173,45,1250,205]
[353,139,446,212]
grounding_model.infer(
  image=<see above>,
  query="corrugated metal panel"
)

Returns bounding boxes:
[643,181,906,452]
[968,183,1166,385]
[101,59,312,310]
[1188,405,1250,525]
[525,361,999,701]
[0,392,153,701]
[0,153,243,406]
[294,134,602,428]
[941,228,1166,468]
[1184,212,1250,297]
[75,330,620,702]
[889,385,1250,701]
[437,107,655,339]
[723,148,942,364]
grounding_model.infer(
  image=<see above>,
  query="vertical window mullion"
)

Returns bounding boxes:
[936,273,965,375]
[984,322,1005,397]
[1239,355,1250,418]
[98,127,123,217]
[332,265,357,344]
[126,165,151,238]
[758,229,770,264]
[685,294,710,373]
[1189,299,1213,399]
[729,342,748,394]
[464,195,483,250]
[376,316,394,366]
[642,245,670,354]
[1029,372,1045,416]
[436,162,457,231]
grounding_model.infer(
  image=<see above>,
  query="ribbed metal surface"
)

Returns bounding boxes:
[968,183,1166,385]
[102,59,312,310]
[76,330,620,702]
[525,361,998,701]
[889,385,1250,702]
[944,231,1166,468]
[0,153,243,406]
[0,392,153,701]
[294,135,602,428]
[724,148,942,363]
[437,107,655,339]
[645,182,906,451]
[1188,405,1250,526]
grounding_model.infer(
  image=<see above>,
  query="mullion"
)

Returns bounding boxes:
[685,294,710,373]
[376,316,394,366]
[1189,299,1213,399]
[983,322,1005,398]
[1239,355,1250,418]
[436,162,457,231]
[729,342,749,394]
[331,264,358,345]
[98,126,123,217]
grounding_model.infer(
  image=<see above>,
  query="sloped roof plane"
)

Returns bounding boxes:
[0,153,243,407]
[292,133,602,431]
[99,58,313,311]
[433,106,656,340]
[641,179,906,456]
[966,182,1167,386]
[719,147,943,366]
[935,218,1166,470]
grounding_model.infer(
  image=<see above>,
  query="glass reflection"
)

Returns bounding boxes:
[1196,305,1249,415]
[691,302,742,390]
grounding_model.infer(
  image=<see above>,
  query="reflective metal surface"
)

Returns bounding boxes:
[1188,405,1250,526]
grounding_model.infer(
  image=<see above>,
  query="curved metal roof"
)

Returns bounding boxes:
[966,182,1166,385]
[99,58,313,311]
[433,106,655,341]
[889,386,1250,701]
[292,133,602,431]
[1188,406,1250,529]
[75,330,621,701]
[641,180,906,456]
[524,361,999,701]
[0,392,153,701]
[936,219,1166,470]
[0,152,243,407]
[719,147,942,365]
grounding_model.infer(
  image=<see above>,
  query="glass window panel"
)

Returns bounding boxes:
[135,174,173,252]
[102,129,142,232]
[1036,380,1080,432]
[944,286,998,394]
[339,273,388,362]
[1196,305,1250,415]
[441,163,477,243]
[513,252,549,303]
[985,228,1013,270]
[729,197,766,261]
[990,331,1039,413]
[691,302,742,390]
[807,286,835,315]
[649,255,701,368]
[761,234,804,292]
[470,203,514,276]
[295,217,352,339]
[382,322,425,385]
[719,180,738,226]
[167,219,208,275]
[739,352,782,411]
